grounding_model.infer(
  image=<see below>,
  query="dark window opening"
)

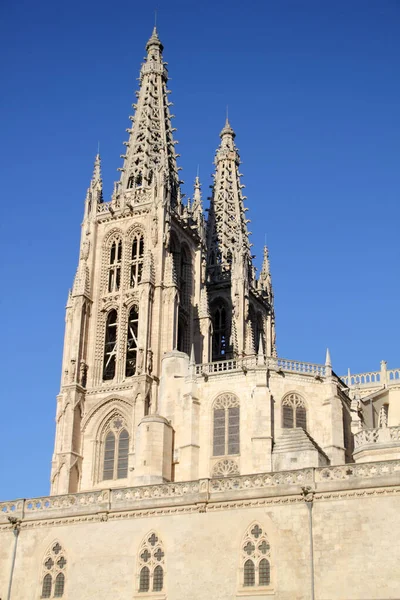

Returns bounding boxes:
[126,306,139,377]
[103,310,117,380]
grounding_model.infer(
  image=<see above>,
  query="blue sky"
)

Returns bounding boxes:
[0,0,399,499]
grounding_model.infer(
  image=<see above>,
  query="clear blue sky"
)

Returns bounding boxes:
[0,0,399,499]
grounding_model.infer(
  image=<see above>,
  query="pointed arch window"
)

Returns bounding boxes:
[102,416,129,480]
[213,394,240,457]
[127,175,134,189]
[103,309,117,381]
[282,393,307,430]
[130,233,145,288]
[240,524,271,590]
[40,542,67,598]
[137,532,166,593]
[108,239,122,293]
[125,305,139,377]
[212,300,230,361]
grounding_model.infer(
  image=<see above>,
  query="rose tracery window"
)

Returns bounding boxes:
[240,524,271,589]
[103,309,118,381]
[108,239,122,293]
[282,393,307,430]
[138,532,165,593]
[40,542,67,598]
[130,233,144,288]
[125,305,139,377]
[213,394,240,456]
[102,416,129,481]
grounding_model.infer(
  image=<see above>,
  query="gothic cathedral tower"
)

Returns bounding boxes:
[51,29,275,494]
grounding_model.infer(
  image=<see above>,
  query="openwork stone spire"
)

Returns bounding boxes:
[206,119,252,281]
[118,27,180,204]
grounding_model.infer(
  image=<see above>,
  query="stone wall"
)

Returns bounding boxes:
[1,461,399,600]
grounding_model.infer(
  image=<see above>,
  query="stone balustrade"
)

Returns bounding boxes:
[340,363,400,389]
[195,355,326,377]
[1,459,399,524]
[354,426,400,449]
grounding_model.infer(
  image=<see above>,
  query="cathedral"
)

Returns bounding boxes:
[1,27,399,600]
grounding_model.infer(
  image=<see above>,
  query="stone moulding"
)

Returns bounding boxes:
[1,459,399,524]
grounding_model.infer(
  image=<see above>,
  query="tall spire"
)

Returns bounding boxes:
[117,28,180,204]
[206,119,252,281]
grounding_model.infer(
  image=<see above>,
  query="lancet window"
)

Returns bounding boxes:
[240,524,271,589]
[129,231,145,288]
[282,393,307,430]
[40,542,67,598]
[108,239,122,293]
[103,309,118,381]
[125,305,139,377]
[211,299,230,361]
[138,532,166,593]
[213,394,240,456]
[102,416,129,480]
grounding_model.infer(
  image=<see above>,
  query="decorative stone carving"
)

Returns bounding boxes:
[212,459,239,478]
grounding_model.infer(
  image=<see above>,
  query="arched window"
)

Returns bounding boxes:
[213,394,240,456]
[153,565,163,592]
[42,574,52,598]
[125,305,139,377]
[241,524,271,589]
[103,309,118,381]
[102,416,129,481]
[244,560,255,587]
[282,393,307,430]
[212,300,230,361]
[108,239,122,293]
[127,175,134,189]
[137,532,166,594]
[41,542,67,598]
[139,567,150,592]
[54,573,65,597]
[130,233,144,288]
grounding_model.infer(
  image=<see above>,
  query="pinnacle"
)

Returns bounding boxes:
[91,153,102,187]
[220,117,235,138]
[325,348,332,367]
[146,26,163,51]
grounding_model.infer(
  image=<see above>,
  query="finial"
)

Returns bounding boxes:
[154,8,157,27]
[325,348,332,367]
[146,26,163,51]
[220,116,235,138]
[97,140,100,156]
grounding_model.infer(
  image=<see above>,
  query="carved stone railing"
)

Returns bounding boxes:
[354,426,400,449]
[195,356,326,378]
[340,362,400,389]
[2,460,399,523]
[270,357,326,377]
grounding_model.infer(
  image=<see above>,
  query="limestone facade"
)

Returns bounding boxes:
[1,27,399,600]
